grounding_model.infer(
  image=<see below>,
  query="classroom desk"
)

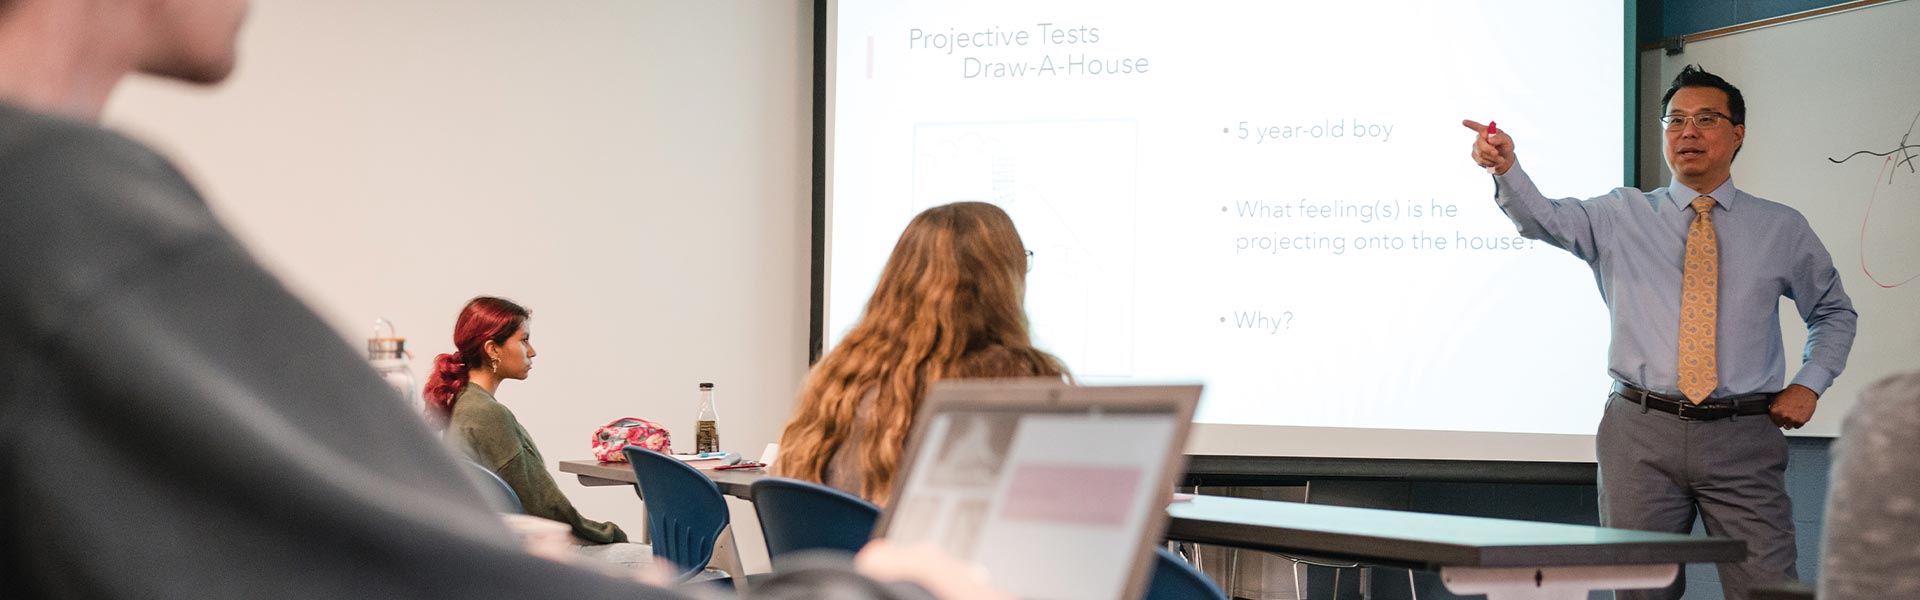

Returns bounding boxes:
[561,459,1744,599]
[562,459,766,581]
[561,459,764,499]
[1165,494,1743,599]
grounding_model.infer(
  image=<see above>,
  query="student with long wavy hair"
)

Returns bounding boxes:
[775,202,1068,504]
[0,0,1026,595]
[425,296,630,547]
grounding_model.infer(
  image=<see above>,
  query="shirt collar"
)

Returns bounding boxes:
[1666,175,1738,212]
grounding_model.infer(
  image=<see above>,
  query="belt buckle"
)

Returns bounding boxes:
[1671,398,1699,421]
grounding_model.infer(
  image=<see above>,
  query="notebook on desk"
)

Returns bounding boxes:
[873,379,1201,600]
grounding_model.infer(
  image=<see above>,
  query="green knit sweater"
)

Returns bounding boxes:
[446,383,627,544]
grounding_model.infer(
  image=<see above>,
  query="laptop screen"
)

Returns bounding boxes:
[879,382,1196,600]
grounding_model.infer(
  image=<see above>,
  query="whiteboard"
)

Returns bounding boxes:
[1637,0,1920,436]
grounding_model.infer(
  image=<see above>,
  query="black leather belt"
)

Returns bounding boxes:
[1612,382,1774,421]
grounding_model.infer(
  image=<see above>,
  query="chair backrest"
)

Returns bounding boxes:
[1145,546,1227,600]
[750,477,881,569]
[624,447,730,581]
[467,461,523,514]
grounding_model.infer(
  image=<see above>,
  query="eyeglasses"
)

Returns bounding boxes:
[1660,112,1735,131]
[1025,250,1034,273]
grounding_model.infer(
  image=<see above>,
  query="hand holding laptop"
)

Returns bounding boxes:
[855,539,1013,600]
[873,380,1202,600]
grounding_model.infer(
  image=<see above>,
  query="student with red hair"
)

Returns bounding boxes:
[0,0,1012,596]
[427,296,631,548]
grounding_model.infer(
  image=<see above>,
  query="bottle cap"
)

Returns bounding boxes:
[367,337,406,359]
[368,318,407,360]
[699,382,715,390]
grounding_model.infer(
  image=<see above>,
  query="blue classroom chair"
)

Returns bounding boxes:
[749,477,881,570]
[1146,546,1228,600]
[466,461,523,514]
[623,447,731,582]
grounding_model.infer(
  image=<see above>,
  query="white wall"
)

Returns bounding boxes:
[103,0,814,568]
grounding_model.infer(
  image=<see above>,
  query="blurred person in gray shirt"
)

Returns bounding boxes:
[1821,371,1920,600]
[0,2,998,599]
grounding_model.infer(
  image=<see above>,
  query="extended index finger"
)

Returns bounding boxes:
[1462,119,1489,134]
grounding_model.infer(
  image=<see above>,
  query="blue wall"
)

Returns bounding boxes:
[1640,0,1860,44]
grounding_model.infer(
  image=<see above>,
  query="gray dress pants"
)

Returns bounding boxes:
[1597,392,1797,600]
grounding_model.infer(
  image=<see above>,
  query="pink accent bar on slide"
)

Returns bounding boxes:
[999,464,1143,526]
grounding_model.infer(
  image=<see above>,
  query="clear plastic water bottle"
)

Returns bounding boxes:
[368,318,420,416]
[695,382,720,454]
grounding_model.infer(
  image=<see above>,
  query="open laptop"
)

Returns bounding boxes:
[873,379,1201,600]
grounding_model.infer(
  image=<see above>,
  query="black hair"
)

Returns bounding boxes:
[1662,64,1745,126]
[1663,64,1745,161]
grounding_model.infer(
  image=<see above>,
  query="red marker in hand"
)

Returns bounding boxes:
[1484,121,1500,174]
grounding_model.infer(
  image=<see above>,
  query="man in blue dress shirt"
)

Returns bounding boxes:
[1462,65,1857,600]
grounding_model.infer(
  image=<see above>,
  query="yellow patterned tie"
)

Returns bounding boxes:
[1677,196,1719,404]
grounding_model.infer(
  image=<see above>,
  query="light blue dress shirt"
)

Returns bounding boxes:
[1494,163,1857,397]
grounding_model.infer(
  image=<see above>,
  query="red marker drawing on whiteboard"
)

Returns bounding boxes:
[1485,121,1499,174]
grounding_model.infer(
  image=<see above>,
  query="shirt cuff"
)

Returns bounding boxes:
[1791,366,1839,397]
[1492,162,1536,206]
